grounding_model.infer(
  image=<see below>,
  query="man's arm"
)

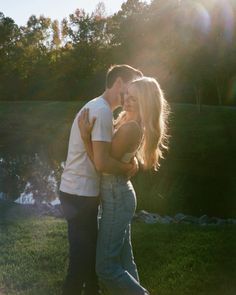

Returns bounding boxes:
[92,141,135,175]
[78,108,138,176]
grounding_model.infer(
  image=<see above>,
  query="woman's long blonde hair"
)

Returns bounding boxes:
[131,77,169,170]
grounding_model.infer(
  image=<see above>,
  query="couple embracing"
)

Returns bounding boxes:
[59,65,169,295]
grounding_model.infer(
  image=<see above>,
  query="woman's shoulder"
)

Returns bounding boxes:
[116,121,142,144]
[118,120,138,131]
[122,120,142,134]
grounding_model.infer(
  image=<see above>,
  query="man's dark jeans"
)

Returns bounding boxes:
[59,191,100,295]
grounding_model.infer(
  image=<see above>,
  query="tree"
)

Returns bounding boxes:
[0,13,22,100]
[51,20,61,49]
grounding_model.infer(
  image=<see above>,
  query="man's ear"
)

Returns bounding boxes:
[115,77,123,88]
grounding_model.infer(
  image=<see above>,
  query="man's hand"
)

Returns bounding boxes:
[78,108,96,142]
[126,156,139,179]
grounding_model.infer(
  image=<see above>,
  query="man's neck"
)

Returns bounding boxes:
[102,89,119,112]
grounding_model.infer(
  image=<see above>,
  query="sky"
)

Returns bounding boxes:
[1,0,132,26]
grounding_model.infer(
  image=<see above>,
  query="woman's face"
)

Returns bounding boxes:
[123,84,140,115]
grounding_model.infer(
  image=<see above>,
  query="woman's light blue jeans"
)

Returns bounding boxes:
[96,175,149,295]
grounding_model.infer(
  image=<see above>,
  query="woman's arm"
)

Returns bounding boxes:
[78,108,96,163]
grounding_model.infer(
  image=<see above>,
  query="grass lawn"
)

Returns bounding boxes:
[0,213,236,295]
[0,101,82,158]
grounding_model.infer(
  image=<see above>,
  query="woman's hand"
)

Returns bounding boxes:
[78,108,96,142]
[126,156,139,179]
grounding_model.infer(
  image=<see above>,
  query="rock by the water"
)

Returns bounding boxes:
[134,211,236,226]
[133,210,161,224]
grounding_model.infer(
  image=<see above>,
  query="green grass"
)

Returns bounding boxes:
[0,216,67,295]
[0,101,236,217]
[0,101,83,157]
[0,214,236,295]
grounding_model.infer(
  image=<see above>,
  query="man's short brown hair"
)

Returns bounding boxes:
[106,64,143,89]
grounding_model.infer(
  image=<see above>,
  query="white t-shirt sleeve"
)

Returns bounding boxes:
[91,107,113,142]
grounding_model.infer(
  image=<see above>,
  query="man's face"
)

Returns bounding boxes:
[119,81,132,107]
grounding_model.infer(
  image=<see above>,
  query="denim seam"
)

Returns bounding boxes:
[104,182,116,278]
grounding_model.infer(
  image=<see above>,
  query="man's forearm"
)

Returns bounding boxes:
[83,139,129,174]
[92,141,135,176]
[84,140,128,174]
[100,155,131,175]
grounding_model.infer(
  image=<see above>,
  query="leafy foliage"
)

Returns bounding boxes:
[0,0,236,104]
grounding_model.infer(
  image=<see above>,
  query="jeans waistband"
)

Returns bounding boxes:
[101,174,129,185]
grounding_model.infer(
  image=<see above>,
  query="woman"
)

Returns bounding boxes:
[78,77,169,295]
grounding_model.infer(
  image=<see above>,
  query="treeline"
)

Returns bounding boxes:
[0,0,236,105]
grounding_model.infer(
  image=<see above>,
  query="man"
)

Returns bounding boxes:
[59,65,143,295]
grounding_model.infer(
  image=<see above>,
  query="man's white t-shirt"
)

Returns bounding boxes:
[60,96,113,197]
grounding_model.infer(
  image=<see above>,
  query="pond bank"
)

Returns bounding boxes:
[1,200,235,226]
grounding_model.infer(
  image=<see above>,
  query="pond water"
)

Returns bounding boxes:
[0,149,235,218]
[0,153,63,205]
